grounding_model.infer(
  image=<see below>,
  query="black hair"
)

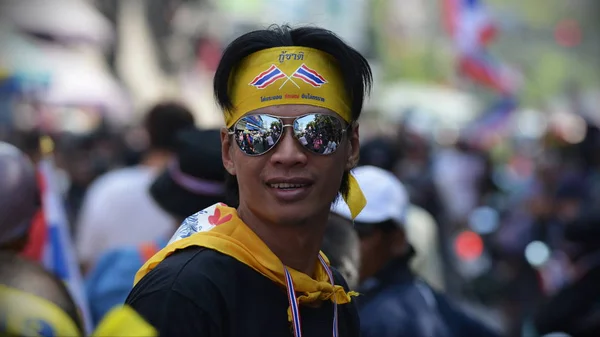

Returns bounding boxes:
[0,252,84,334]
[353,219,399,238]
[213,24,373,205]
[359,137,402,172]
[143,101,196,151]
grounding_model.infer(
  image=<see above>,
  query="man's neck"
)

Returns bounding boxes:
[238,205,328,277]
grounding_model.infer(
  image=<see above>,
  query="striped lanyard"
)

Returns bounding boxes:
[283,254,338,337]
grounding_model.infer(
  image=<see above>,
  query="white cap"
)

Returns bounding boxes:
[332,165,409,226]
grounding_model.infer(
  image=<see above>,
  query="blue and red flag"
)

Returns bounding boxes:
[442,0,520,95]
[292,64,328,87]
[459,51,516,95]
[248,65,287,89]
[443,0,497,53]
[36,140,93,333]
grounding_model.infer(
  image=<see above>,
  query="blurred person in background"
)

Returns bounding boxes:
[534,211,600,337]
[56,132,104,231]
[532,174,600,336]
[394,128,444,222]
[359,136,445,290]
[14,129,43,165]
[432,140,488,227]
[359,136,400,172]
[126,25,371,336]
[85,127,226,326]
[432,139,493,297]
[577,124,600,209]
[75,101,195,273]
[57,120,127,228]
[0,252,84,335]
[332,165,501,337]
[0,141,39,253]
[405,204,446,292]
[0,251,157,336]
[323,213,361,290]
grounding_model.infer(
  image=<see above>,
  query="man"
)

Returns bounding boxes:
[359,136,445,290]
[332,165,501,337]
[85,127,227,325]
[76,102,196,272]
[126,24,372,336]
[0,144,155,336]
[0,142,38,252]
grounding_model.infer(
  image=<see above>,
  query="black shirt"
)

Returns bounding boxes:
[125,247,360,337]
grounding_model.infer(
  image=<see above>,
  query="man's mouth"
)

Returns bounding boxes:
[267,183,309,190]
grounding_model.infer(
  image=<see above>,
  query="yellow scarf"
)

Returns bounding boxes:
[135,203,358,320]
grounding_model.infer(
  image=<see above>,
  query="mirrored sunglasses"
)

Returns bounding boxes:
[228,113,348,156]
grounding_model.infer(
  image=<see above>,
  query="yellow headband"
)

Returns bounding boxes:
[226,46,351,127]
[225,46,365,219]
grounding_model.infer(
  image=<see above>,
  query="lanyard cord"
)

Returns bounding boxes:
[283,254,339,337]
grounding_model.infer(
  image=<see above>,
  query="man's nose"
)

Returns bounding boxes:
[269,128,308,167]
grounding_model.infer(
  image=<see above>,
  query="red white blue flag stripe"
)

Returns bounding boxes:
[292,64,327,87]
[249,65,287,89]
[283,255,338,337]
[38,156,93,333]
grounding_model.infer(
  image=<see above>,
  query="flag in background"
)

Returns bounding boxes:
[458,52,517,94]
[465,96,518,149]
[37,136,93,334]
[443,0,497,53]
[442,0,519,95]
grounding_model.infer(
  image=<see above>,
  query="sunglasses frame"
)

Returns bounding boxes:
[228,113,351,157]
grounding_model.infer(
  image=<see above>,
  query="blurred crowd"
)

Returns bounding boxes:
[3,96,600,336]
[1,0,600,336]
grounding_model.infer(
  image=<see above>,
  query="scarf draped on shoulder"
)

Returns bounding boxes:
[135,203,357,320]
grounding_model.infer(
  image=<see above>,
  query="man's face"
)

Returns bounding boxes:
[221,104,359,226]
[357,227,388,282]
[356,223,406,283]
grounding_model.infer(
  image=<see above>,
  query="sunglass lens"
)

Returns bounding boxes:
[294,114,344,155]
[233,115,283,155]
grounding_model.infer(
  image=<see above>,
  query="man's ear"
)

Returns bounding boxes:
[346,123,360,170]
[221,128,236,175]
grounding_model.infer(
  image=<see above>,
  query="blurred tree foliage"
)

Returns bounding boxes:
[487,0,600,105]
[371,0,600,107]
[371,0,455,84]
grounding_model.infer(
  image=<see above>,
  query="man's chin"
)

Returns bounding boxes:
[265,202,321,228]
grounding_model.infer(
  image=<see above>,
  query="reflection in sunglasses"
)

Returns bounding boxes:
[230,113,346,156]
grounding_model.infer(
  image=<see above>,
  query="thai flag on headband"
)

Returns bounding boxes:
[248,65,287,89]
[292,64,327,87]
[38,149,93,334]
